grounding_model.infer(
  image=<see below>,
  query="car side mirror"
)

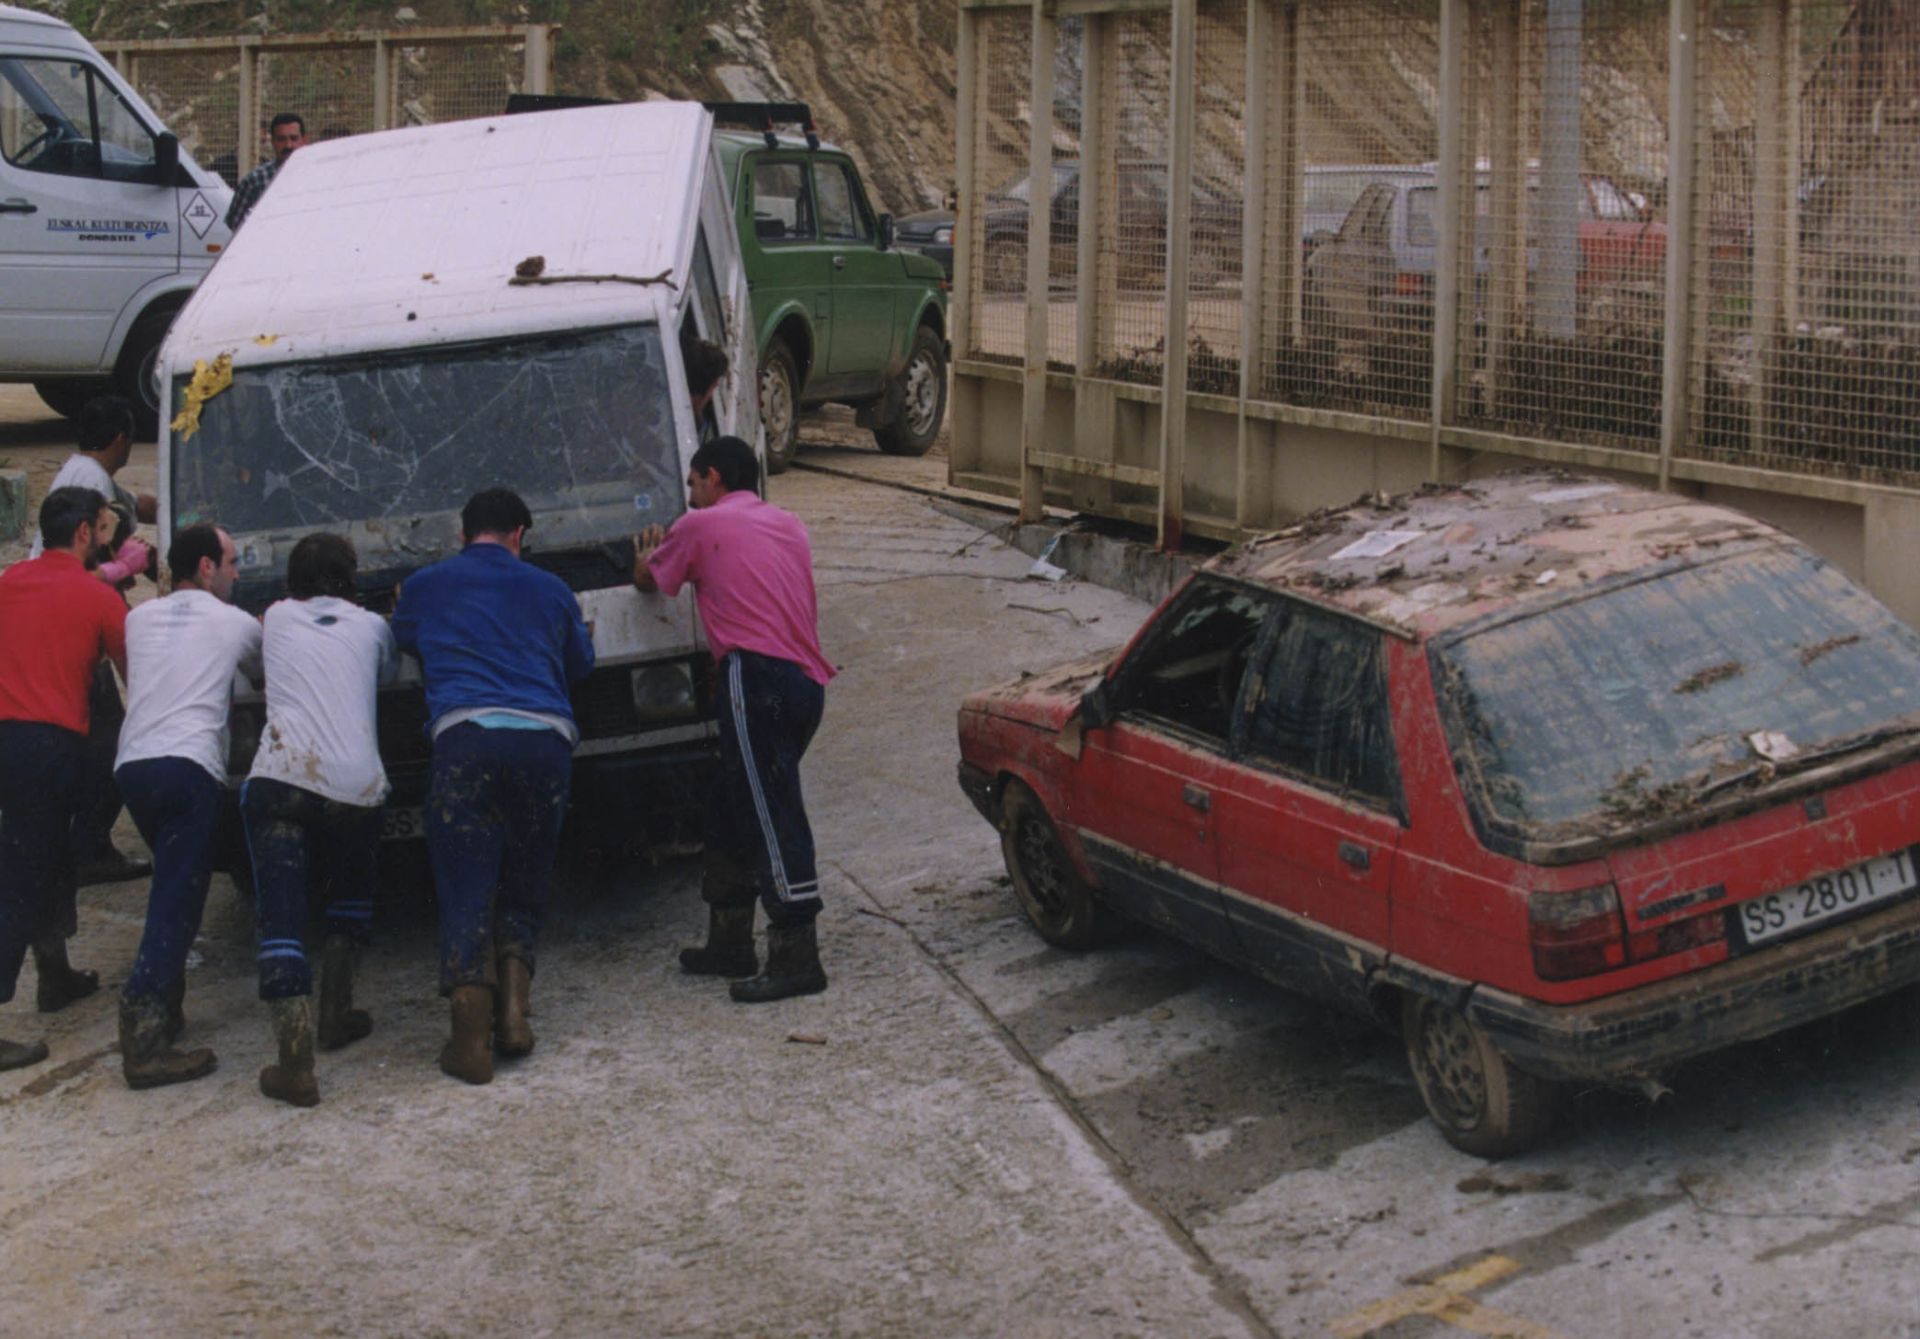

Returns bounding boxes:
[878,212,895,250]
[1080,679,1113,730]
[153,132,180,185]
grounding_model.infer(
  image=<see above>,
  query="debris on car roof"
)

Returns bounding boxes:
[1211,469,1775,638]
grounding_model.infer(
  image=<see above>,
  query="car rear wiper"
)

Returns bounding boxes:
[1690,723,1920,803]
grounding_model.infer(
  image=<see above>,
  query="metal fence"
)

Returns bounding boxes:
[100,25,554,186]
[953,0,1920,573]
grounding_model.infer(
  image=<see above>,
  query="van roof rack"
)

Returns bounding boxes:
[702,101,819,151]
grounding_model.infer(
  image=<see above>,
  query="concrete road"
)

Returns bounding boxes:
[4,385,1920,1337]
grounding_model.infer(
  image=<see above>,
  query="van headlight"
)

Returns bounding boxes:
[631,661,696,723]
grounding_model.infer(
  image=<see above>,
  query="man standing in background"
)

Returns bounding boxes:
[225,111,307,231]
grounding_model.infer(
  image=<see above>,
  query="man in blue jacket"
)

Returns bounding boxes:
[392,489,595,1084]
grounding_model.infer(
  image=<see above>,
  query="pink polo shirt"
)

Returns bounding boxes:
[647,491,835,686]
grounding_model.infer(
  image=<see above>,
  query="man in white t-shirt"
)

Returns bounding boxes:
[113,523,263,1091]
[30,396,159,887]
[240,533,397,1107]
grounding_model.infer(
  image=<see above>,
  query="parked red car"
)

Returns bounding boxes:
[956,472,1920,1155]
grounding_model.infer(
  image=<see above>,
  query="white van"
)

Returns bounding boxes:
[157,100,761,854]
[0,4,232,436]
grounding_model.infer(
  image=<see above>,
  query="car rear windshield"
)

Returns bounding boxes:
[171,323,683,582]
[1436,548,1920,835]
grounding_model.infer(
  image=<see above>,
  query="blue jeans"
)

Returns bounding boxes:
[117,757,224,1005]
[0,721,86,1006]
[425,722,571,994]
[241,777,382,1000]
[710,651,825,928]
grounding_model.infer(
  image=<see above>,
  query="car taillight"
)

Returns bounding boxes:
[1626,909,1726,964]
[1395,271,1431,297]
[1529,884,1627,981]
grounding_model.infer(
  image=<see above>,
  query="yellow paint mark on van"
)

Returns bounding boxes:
[168,352,233,440]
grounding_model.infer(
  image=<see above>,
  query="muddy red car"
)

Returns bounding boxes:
[956,472,1920,1156]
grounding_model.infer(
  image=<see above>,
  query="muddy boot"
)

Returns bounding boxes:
[495,956,535,1059]
[33,937,100,1013]
[679,904,758,978]
[438,985,494,1085]
[164,978,186,1045]
[259,996,319,1108]
[119,995,216,1090]
[317,936,373,1052]
[0,1037,49,1071]
[729,920,829,1004]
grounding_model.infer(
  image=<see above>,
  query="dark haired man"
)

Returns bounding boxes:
[241,533,398,1106]
[31,394,157,886]
[0,488,127,1069]
[113,524,262,1089]
[633,436,836,1002]
[226,111,307,231]
[393,488,595,1084]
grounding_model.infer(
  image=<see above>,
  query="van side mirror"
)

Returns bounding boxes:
[878,212,894,250]
[153,132,180,185]
[1080,679,1113,730]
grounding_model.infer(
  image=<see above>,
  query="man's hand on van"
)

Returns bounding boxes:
[631,527,664,593]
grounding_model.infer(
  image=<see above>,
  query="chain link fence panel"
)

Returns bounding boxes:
[1092,10,1172,384]
[966,9,1031,362]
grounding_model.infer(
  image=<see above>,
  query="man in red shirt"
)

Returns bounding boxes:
[0,487,129,1070]
[633,435,835,1003]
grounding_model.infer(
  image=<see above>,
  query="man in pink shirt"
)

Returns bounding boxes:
[633,435,835,1002]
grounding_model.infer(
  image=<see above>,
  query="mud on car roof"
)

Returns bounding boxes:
[1209,470,1777,640]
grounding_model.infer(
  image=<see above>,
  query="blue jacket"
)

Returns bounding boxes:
[391,543,595,732]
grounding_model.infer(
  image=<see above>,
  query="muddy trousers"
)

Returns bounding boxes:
[240,777,381,1001]
[0,722,86,1006]
[117,758,223,1005]
[71,662,126,857]
[424,722,571,995]
[710,651,824,929]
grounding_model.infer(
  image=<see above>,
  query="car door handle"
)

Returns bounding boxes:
[1339,841,1371,871]
[1181,783,1210,813]
[831,254,847,270]
[0,199,37,215]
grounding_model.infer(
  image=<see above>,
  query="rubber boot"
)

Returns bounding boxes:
[119,995,216,1090]
[729,920,829,1004]
[34,937,100,1013]
[678,904,758,978]
[0,1037,49,1071]
[259,996,319,1108]
[495,956,535,1058]
[438,985,494,1085]
[317,935,373,1052]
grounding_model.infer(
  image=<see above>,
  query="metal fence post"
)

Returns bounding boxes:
[522,24,553,95]
[237,41,258,175]
[953,9,978,369]
[373,40,392,129]
[1238,0,1276,529]
[1159,0,1197,550]
[1431,0,1467,477]
[1660,0,1700,493]
[1750,0,1800,459]
[1020,0,1058,524]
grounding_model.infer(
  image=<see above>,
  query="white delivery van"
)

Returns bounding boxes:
[0,4,232,436]
[157,101,761,857]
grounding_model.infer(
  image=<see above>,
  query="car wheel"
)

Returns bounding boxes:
[114,304,180,441]
[1000,780,1101,950]
[759,337,801,475]
[32,378,108,421]
[1401,994,1561,1158]
[872,326,947,457]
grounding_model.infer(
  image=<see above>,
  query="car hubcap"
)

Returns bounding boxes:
[903,351,939,438]
[760,363,793,451]
[1014,815,1067,918]
[1414,1004,1487,1128]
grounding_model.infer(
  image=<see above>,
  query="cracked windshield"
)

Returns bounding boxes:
[1438,548,1920,834]
[170,323,683,584]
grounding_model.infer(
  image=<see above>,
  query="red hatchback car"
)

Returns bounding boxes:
[956,472,1920,1156]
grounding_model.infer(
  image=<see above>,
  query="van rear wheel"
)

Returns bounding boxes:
[114,304,180,441]
[33,379,106,421]
[1401,994,1560,1158]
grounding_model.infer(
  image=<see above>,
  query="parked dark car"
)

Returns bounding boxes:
[958,471,1920,1156]
[895,208,955,278]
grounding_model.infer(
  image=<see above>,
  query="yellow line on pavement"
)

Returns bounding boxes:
[1330,1254,1565,1339]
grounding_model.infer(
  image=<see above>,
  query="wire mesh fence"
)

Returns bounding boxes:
[126,50,241,184]
[1049,15,1085,370]
[1188,0,1248,393]
[965,8,1031,362]
[1092,10,1174,384]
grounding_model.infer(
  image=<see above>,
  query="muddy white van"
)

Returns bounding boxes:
[0,4,233,435]
[157,101,761,854]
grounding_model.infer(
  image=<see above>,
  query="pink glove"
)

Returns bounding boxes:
[97,535,153,585]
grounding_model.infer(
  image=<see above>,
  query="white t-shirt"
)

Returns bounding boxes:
[28,454,135,559]
[116,590,265,784]
[248,596,399,807]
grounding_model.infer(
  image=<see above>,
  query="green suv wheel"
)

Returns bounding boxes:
[759,337,800,475]
[873,326,947,457]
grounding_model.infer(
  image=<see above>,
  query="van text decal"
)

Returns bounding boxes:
[47,218,171,241]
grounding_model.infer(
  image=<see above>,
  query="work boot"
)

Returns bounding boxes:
[0,1037,49,1071]
[258,996,319,1108]
[438,985,494,1085]
[164,978,186,1045]
[71,845,152,888]
[317,935,373,1052]
[678,904,758,978]
[495,956,535,1059]
[119,995,216,1090]
[33,937,100,1013]
[729,920,829,1004]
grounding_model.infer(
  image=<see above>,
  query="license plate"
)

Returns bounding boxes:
[379,806,424,842]
[1731,849,1919,949]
